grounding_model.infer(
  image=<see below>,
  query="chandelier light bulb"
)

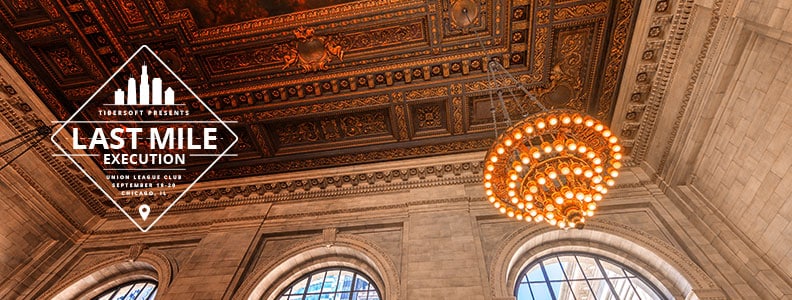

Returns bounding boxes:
[542,142,552,153]
[594,124,604,131]
[483,110,623,229]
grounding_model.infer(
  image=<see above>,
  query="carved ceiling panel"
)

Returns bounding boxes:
[0,0,640,210]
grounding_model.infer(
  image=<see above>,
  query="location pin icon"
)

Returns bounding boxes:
[139,204,151,221]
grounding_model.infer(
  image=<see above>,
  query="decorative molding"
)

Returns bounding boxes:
[654,0,725,177]
[630,0,697,161]
[127,243,147,262]
[110,160,484,215]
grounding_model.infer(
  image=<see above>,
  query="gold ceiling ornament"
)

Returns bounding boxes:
[483,109,623,229]
[278,26,344,72]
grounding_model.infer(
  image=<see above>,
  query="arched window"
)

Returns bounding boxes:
[92,280,158,300]
[515,253,666,300]
[278,268,381,300]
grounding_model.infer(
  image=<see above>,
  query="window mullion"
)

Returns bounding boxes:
[595,257,621,300]
[539,261,557,300]
[555,256,578,300]
[574,255,599,300]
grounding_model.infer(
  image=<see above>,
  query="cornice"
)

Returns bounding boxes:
[107,158,485,217]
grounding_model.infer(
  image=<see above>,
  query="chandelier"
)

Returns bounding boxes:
[479,68,623,230]
[483,110,623,229]
[449,3,622,228]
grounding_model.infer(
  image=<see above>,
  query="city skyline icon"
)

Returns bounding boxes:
[113,64,176,106]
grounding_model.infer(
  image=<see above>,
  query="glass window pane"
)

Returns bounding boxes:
[121,282,144,300]
[112,284,133,300]
[530,282,553,299]
[576,256,604,279]
[136,284,156,300]
[320,293,335,300]
[558,255,585,280]
[526,265,546,282]
[305,294,320,300]
[589,279,615,299]
[339,271,355,291]
[354,277,370,291]
[599,260,625,279]
[630,277,663,300]
[542,258,565,281]
[567,280,593,299]
[609,278,634,298]
[291,278,308,294]
[550,281,575,300]
[322,270,340,293]
[308,273,326,293]
[516,283,533,300]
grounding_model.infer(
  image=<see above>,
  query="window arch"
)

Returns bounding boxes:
[277,267,381,300]
[91,279,158,300]
[515,253,666,300]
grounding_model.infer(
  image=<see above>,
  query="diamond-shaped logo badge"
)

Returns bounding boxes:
[51,45,238,232]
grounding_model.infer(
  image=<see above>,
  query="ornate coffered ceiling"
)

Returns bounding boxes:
[0,0,640,212]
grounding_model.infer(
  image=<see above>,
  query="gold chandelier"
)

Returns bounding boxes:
[483,110,623,229]
[454,4,622,228]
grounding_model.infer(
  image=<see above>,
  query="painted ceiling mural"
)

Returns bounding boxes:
[0,0,640,211]
[163,0,359,27]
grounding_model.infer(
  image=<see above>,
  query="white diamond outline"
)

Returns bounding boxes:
[50,45,239,232]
